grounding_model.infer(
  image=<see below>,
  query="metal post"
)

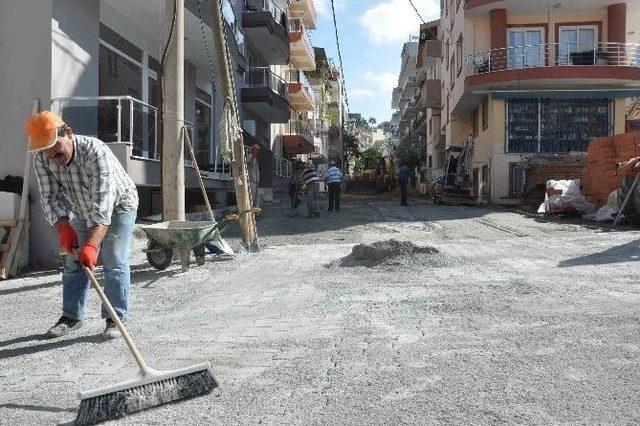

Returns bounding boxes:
[129,98,134,147]
[153,109,158,159]
[162,0,185,221]
[117,98,122,143]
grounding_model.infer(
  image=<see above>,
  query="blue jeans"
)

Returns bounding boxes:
[62,210,137,321]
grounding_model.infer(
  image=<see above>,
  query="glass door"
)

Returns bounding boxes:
[507,28,544,70]
[558,26,597,65]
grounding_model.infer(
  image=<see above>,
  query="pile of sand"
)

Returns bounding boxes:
[332,239,442,268]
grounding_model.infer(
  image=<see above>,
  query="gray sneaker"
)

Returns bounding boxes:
[46,316,82,338]
[102,318,120,340]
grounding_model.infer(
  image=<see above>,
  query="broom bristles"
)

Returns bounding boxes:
[76,368,217,425]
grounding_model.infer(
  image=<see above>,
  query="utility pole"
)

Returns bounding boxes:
[207,0,258,251]
[162,0,185,221]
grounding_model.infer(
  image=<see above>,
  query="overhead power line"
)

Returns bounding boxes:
[408,0,426,24]
[330,0,349,112]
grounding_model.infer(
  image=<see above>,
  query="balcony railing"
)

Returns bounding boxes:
[465,42,640,76]
[273,154,293,178]
[289,17,314,58]
[220,0,246,58]
[285,120,314,142]
[50,96,158,160]
[245,67,288,99]
[245,0,288,29]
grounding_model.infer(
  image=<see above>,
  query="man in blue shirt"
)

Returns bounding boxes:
[325,161,343,213]
[397,161,412,206]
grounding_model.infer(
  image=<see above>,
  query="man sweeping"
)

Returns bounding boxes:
[26,111,138,340]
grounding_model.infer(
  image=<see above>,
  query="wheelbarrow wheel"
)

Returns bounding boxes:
[193,244,206,266]
[147,242,173,270]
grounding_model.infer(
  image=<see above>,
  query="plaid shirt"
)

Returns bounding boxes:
[34,134,138,227]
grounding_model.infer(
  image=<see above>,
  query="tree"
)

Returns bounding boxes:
[368,117,377,126]
[343,131,361,172]
[394,135,425,168]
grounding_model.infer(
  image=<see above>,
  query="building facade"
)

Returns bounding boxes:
[439,0,640,203]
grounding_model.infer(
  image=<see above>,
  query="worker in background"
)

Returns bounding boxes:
[26,111,138,340]
[325,161,343,213]
[288,160,303,216]
[301,162,320,218]
[398,161,412,206]
[246,143,261,209]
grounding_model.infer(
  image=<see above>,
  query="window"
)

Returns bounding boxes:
[482,96,488,130]
[558,25,598,65]
[507,27,544,70]
[428,155,433,168]
[98,44,142,151]
[456,36,463,76]
[507,99,610,153]
[471,106,479,137]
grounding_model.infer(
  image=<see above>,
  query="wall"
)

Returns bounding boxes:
[482,96,628,202]
[52,0,99,97]
[0,0,54,267]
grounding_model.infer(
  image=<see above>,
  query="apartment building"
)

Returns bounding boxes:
[241,0,318,200]
[439,0,640,203]
[305,47,343,162]
[418,20,445,181]
[391,37,421,165]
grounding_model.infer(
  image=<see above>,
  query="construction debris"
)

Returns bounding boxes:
[538,179,593,215]
[332,239,440,268]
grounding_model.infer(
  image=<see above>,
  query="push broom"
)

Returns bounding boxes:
[75,265,217,425]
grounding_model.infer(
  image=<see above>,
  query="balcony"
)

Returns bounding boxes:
[425,39,442,59]
[241,67,291,123]
[289,0,317,30]
[289,18,316,71]
[423,79,442,109]
[285,70,315,112]
[51,96,232,188]
[465,42,640,88]
[282,121,315,154]
[242,0,290,65]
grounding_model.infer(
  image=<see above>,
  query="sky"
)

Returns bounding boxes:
[308,0,441,124]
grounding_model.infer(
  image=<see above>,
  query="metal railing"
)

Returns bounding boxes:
[245,0,288,30]
[273,154,292,178]
[245,67,289,99]
[465,42,640,76]
[289,17,314,60]
[285,120,314,142]
[50,96,158,160]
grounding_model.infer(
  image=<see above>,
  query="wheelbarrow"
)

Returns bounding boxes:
[140,220,227,271]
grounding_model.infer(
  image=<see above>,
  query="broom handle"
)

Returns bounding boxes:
[82,265,150,373]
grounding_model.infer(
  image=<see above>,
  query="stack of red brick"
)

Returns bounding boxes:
[582,133,640,205]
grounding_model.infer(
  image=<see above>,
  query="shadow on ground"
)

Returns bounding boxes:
[229,195,495,241]
[558,239,640,267]
[0,334,104,360]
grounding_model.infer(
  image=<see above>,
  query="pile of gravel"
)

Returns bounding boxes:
[332,239,443,268]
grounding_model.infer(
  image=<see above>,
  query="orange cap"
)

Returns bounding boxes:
[25,111,65,152]
[251,143,261,151]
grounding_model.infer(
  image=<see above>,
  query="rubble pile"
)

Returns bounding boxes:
[332,239,441,268]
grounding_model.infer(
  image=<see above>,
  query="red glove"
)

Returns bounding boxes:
[78,242,99,269]
[57,222,77,255]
